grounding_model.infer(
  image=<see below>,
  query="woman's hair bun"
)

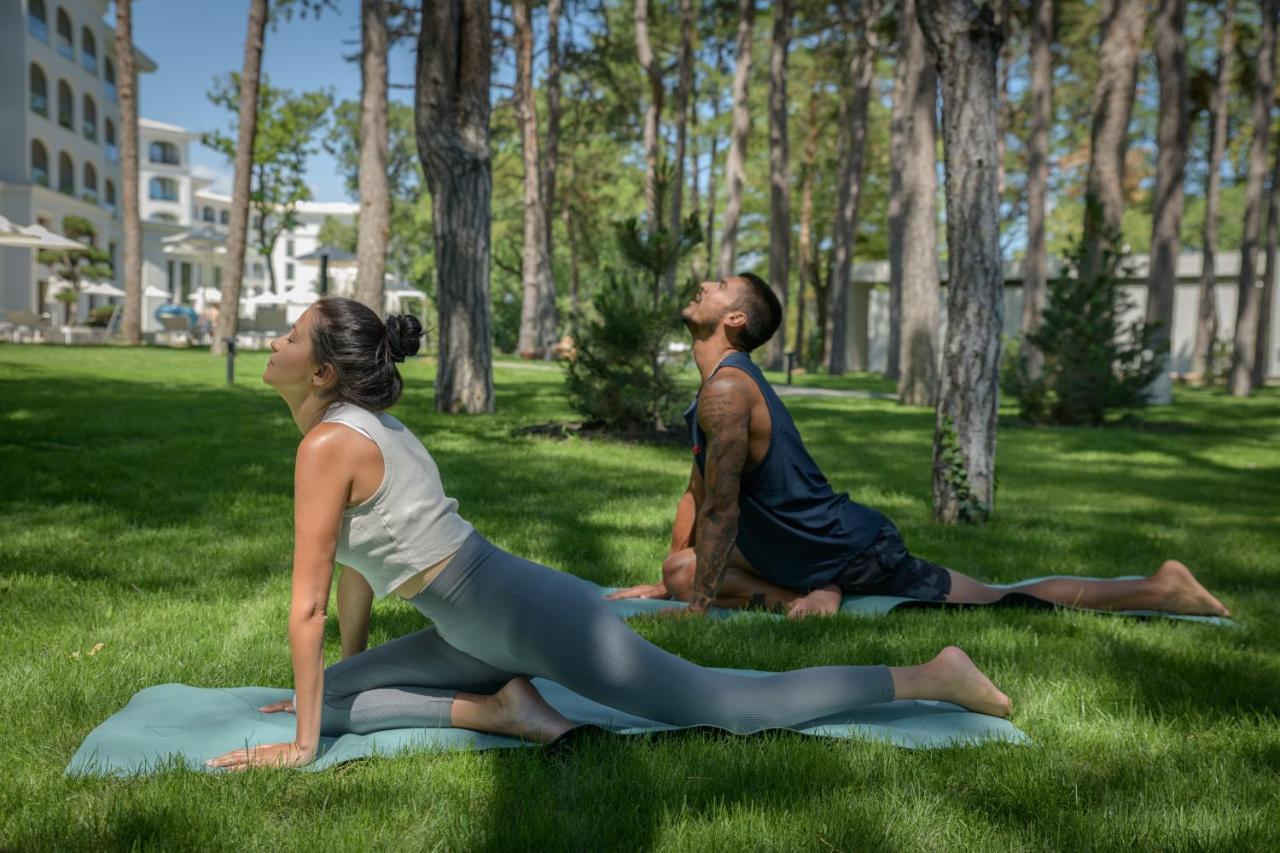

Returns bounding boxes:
[384,314,423,362]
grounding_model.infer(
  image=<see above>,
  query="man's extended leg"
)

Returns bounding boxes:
[945,560,1230,616]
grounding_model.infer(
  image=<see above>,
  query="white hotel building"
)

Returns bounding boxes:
[0,0,355,332]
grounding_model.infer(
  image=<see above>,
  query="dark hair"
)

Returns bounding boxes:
[732,272,783,352]
[309,296,423,411]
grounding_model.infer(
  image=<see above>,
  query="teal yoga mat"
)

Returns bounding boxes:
[593,577,1234,625]
[66,673,1027,777]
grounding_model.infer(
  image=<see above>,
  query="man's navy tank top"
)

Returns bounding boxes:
[684,351,885,590]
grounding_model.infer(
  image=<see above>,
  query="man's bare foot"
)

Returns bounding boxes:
[484,678,576,744]
[1149,560,1231,617]
[786,584,842,620]
[911,647,1012,718]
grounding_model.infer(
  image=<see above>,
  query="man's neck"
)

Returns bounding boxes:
[692,336,743,384]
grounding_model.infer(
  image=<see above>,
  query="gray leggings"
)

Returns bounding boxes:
[321,532,894,736]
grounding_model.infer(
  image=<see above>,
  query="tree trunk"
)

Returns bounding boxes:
[995,0,1013,199]
[1021,0,1053,379]
[114,0,142,345]
[796,75,820,371]
[543,0,562,263]
[889,0,940,405]
[1258,145,1280,387]
[718,0,754,277]
[635,0,663,227]
[513,0,556,359]
[355,0,390,314]
[918,0,1004,525]
[705,42,726,277]
[213,0,268,357]
[1192,0,1235,381]
[1143,0,1189,404]
[1080,0,1145,284]
[827,1,879,375]
[416,0,494,413]
[1231,0,1280,396]
[764,0,791,370]
[668,0,695,295]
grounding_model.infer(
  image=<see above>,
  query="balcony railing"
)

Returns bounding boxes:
[29,18,49,42]
[30,93,48,117]
[106,144,119,163]
[81,53,97,75]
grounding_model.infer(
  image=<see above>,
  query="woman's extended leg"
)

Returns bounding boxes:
[320,626,575,741]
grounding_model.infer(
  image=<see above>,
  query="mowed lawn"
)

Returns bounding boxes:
[1,344,1278,850]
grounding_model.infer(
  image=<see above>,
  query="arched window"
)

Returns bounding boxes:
[29,64,48,117]
[202,206,215,223]
[81,27,97,74]
[29,0,49,40]
[58,151,74,196]
[148,141,180,165]
[104,57,116,101]
[150,212,178,224]
[104,118,118,162]
[57,80,73,130]
[105,178,117,211]
[31,140,50,187]
[82,94,97,142]
[220,209,229,225]
[83,162,98,202]
[149,177,178,201]
[55,8,73,59]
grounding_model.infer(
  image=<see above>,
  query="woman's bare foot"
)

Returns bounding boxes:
[461,678,576,744]
[1148,560,1231,617]
[786,584,843,620]
[892,647,1012,718]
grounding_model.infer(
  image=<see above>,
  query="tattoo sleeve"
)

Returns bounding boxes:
[689,379,750,610]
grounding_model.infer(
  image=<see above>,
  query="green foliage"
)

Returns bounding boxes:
[316,215,357,253]
[1004,229,1163,426]
[203,75,332,289]
[87,306,115,328]
[36,216,112,325]
[565,167,702,433]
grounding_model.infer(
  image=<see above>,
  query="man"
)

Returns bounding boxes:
[608,273,1231,619]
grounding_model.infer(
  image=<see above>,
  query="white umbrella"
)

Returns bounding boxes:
[143,285,171,298]
[247,290,288,307]
[82,281,127,298]
[187,287,223,304]
[0,217,90,250]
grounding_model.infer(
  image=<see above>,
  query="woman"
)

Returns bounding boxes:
[208,298,1011,770]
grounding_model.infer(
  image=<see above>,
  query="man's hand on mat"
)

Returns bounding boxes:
[259,698,296,714]
[604,583,671,600]
[206,741,314,771]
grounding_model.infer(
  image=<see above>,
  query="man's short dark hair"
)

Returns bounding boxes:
[733,271,783,352]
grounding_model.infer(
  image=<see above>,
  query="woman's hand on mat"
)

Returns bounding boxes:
[206,740,314,771]
[259,698,296,714]
[604,583,671,600]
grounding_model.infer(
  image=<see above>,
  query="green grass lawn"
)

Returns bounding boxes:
[2,343,1279,850]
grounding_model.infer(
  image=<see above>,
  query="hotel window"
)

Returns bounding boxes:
[252,262,264,278]
[149,141,180,166]
[82,94,97,142]
[286,239,295,258]
[285,263,295,282]
[57,80,73,130]
[30,64,48,117]
[81,27,97,74]
[105,119,118,162]
[31,140,50,188]
[29,0,49,41]
[149,177,178,202]
[105,178,117,211]
[220,209,229,225]
[58,151,74,196]
[83,162,98,203]
[214,267,223,288]
[55,8,73,60]
[109,242,117,274]
[202,206,215,223]
[104,57,116,101]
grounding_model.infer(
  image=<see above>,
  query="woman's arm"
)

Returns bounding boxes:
[337,565,373,658]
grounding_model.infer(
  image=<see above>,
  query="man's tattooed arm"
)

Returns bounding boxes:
[688,374,752,613]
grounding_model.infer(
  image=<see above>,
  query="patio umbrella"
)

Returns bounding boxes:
[143,285,171,299]
[82,281,127,298]
[246,290,288,307]
[0,216,91,250]
[295,245,357,296]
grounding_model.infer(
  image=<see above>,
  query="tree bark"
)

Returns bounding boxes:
[764,0,791,370]
[918,0,1004,525]
[826,1,879,375]
[513,0,556,359]
[1144,0,1188,404]
[416,0,494,413]
[1192,0,1235,380]
[114,0,142,345]
[1021,0,1053,379]
[543,0,562,262]
[355,0,390,314]
[795,74,820,369]
[1258,144,1280,387]
[1231,0,1279,395]
[705,41,726,277]
[635,0,663,227]
[995,0,1013,198]
[669,0,696,295]
[1080,0,1145,284]
[889,0,940,405]
[718,0,754,277]
[213,0,268,357]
